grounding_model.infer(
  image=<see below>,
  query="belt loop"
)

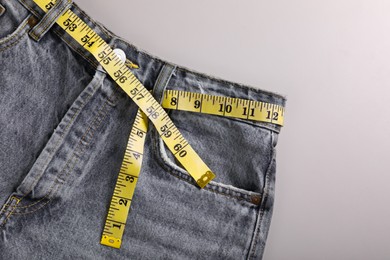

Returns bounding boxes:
[28,0,73,42]
[152,63,177,104]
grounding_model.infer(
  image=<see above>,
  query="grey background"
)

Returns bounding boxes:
[75,0,390,259]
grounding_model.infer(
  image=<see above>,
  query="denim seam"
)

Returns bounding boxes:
[29,0,71,41]
[7,93,115,217]
[0,18,30,52]
[247,134,276,259]
[0,15,29,44]
[0,197,20,227]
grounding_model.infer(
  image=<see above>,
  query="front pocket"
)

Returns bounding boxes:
[0,67,109,227]
[152,105,277,201]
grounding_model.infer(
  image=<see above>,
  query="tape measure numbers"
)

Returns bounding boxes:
[101,109,148,248]
[162,90,284,126]
[33,0,286,249]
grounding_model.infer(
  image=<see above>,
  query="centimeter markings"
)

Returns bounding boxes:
[100,109,148,249]
[34,0,215,188]
[162,90,285,126]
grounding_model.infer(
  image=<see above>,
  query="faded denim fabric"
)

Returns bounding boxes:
[0,0,287,259]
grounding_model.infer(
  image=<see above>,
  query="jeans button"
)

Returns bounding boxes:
[113,48,126,63]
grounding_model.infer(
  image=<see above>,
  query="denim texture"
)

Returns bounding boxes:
[0,0,287,259]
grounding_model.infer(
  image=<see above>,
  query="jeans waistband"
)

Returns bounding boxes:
[16,0,287,133]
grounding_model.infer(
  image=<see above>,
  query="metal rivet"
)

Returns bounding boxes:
[27,16,39,28]
[251,195,261,205]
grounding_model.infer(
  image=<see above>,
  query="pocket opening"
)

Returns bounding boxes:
[152,108,276,203]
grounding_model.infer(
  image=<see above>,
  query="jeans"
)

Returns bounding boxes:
[0,0,287,259]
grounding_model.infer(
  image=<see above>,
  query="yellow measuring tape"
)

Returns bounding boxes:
[101,108,148,248]
[162,90,284,126]
[33,0,285,249]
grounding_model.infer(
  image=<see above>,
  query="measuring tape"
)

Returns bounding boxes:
[33,0,285,249]
[101,108,148,248]
[162,90,284,126]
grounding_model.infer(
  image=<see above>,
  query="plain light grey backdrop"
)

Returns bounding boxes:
[74,1,390,259]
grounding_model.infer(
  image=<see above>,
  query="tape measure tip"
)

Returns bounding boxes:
[196,171,215,188]
[100,235,122,249]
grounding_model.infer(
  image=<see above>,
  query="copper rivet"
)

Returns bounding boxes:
[251,195,261,205]
[27,16,39,28]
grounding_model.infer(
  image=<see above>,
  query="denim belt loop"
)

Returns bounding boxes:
[27,0,73,42]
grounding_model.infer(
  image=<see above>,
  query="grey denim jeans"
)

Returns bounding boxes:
[0,0,287,259]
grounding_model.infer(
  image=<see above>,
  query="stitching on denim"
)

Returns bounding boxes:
[0,197,20,227]
[9,93,114,216]
[0,210,12,227]
[0,19,29,52]
[0,26,28,52]
[29,0,70,41]
[0,16,29,45]
[9,196,51,216]
[3,74,104,210]
[247,134,276,259]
